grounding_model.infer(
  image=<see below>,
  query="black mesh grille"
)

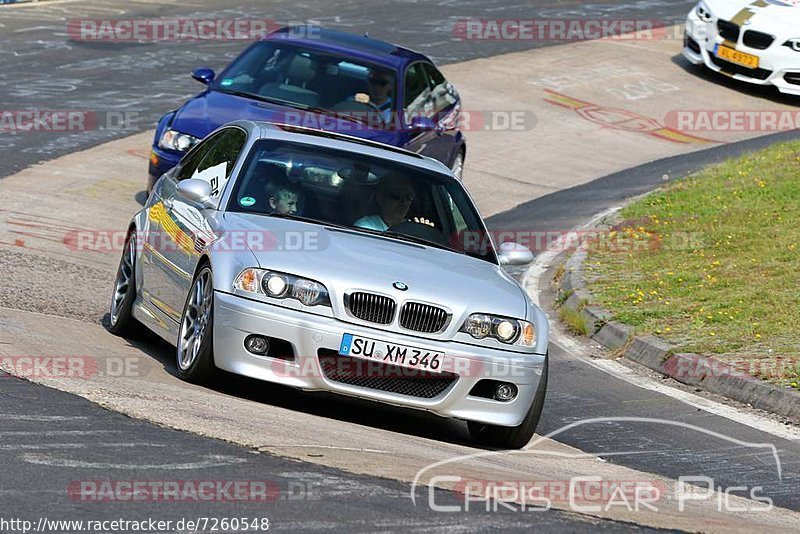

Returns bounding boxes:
[318,350,457,399]
[346,292,396,324]
[709,54,773,80]
[399,302,449,333]
[743,30,774,50]
[717,19,740,42]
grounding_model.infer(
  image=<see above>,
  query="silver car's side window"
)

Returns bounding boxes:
[190,128,247,199]
[175,133,223,182]
[173,128,247,204]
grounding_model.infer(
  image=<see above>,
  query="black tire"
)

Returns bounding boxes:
[451,148,465,180]
[468,353,548,449]
[176,265,216,384]
[108,231,144,337]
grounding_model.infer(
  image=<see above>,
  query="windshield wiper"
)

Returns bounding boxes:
[283,101,369,125]
[266,212,348,229]
[216,88,275,102]
[353,227,455,253]
[216,88,369,125]
[382,231,455,252]
[266,215,458,253]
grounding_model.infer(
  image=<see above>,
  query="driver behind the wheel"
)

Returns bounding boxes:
[353,173,433,231]
[365,69,393,122]
[343,68,394,124]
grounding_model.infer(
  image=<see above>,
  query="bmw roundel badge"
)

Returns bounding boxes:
[393,281,409,291]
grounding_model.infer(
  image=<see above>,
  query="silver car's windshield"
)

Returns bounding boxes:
[226,139,497,263]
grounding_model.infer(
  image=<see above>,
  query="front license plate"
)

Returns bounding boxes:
[339,333,445,373]
[715,44,759,69]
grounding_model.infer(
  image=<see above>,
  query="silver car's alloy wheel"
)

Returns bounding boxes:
[451,151,464,180]
[110,234,136,326]
[178,269,213,371]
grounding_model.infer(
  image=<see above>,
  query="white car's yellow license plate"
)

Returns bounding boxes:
[715,44,759,69]
[339,333,445,373]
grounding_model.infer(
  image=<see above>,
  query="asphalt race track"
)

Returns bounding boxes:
[2,0,800,532]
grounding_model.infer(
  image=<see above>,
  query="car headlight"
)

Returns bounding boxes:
[158,129,200,152]
[460,313,536,347]
[234,268,331,307]
[783,38,800,52]
[696,1,713,22]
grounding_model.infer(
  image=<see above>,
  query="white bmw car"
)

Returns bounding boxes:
[683,0,800,95]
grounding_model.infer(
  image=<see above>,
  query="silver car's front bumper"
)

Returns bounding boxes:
[213,291,547,427]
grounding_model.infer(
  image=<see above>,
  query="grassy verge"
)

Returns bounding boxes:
[584,141,800,388]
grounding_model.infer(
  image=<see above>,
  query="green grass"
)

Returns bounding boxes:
[585,141,800,387]
[559,306,590,336]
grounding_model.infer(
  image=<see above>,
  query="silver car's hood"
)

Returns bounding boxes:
[223,212,528,321]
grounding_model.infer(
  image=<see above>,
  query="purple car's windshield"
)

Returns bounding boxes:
[226,139,497,263]
[212,42,397,126]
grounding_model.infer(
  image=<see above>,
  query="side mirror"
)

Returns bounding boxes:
[408,115,436,132]
[497,241,534,266]
[191,67,215,85]
[176,179,215,208]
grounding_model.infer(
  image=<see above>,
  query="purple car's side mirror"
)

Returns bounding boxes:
[191,67,215,85]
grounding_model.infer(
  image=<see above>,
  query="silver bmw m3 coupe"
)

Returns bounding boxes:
[109,120,548,448]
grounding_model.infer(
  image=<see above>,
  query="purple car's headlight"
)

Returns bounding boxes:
[158,129,200,152]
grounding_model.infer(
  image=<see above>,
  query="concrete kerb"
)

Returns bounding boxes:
[554,217,800,422]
